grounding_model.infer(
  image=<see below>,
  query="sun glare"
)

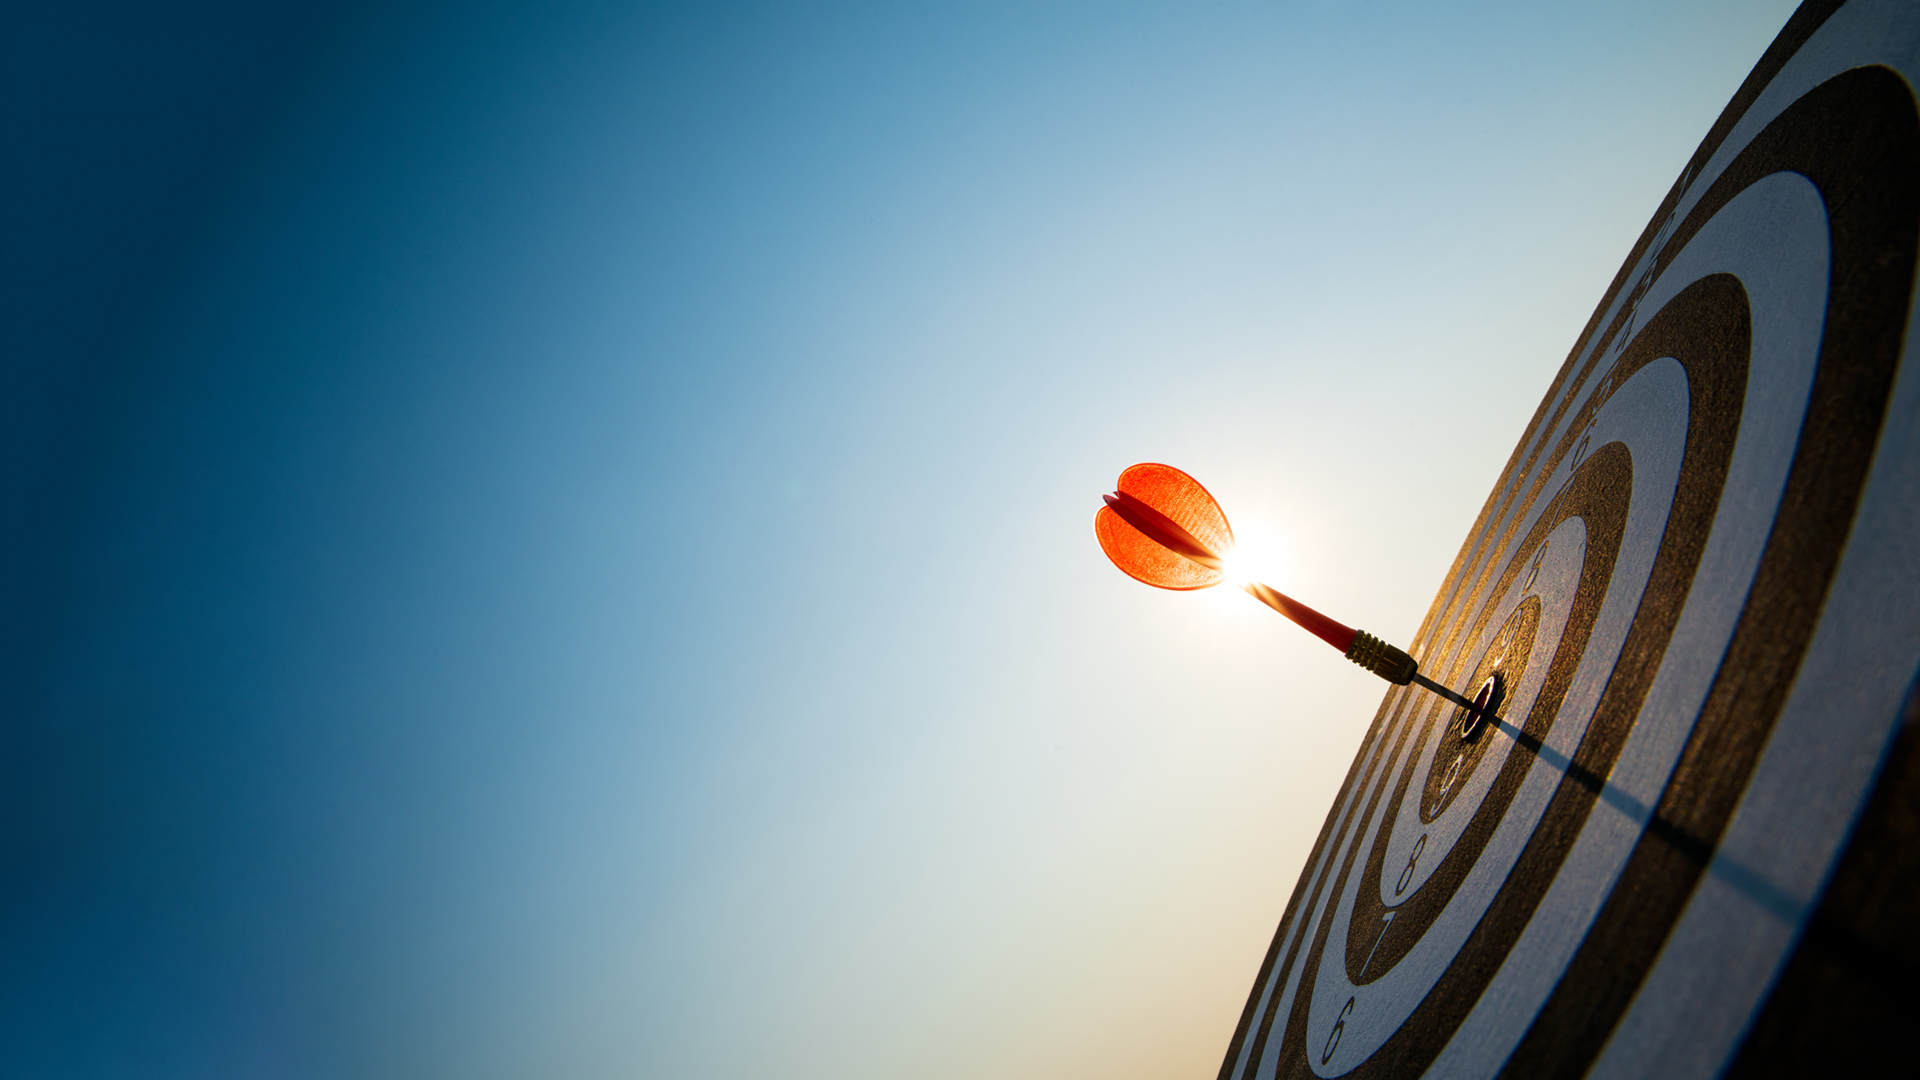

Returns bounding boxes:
[1215,548,1251,587]
[1220,520,1290,591]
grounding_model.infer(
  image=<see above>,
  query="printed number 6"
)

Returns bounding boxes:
[1322,997,1355,1066]
[1395,834,1428,895]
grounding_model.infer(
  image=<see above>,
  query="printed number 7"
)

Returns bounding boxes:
[1360,911,1396,978]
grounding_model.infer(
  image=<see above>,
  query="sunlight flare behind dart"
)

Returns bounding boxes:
[1093,462,1488,716]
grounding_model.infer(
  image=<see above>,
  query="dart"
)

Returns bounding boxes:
[1094,462,1490,720]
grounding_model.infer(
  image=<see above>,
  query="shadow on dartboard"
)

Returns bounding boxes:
[1201,2,1920,1077]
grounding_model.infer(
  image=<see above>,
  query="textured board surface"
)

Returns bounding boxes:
[1218,3,1920,1077]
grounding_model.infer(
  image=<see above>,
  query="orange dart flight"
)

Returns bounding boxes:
[1094,462,1488,717]
[1093,463,1233,590]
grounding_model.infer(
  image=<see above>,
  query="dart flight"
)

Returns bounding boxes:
[1094,462,1485,715]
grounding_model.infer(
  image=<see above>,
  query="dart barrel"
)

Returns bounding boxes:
[1345,629,1417,685]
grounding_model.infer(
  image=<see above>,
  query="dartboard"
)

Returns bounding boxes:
[1218,3,1920,1077]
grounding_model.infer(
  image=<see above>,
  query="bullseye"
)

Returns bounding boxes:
[1459,675,1500,740]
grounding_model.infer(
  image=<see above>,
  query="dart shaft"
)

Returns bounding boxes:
[1242,578,1484,716]
[1240,581,1359,655]
[1103,489,1362,655]
[1096,473,1491,721]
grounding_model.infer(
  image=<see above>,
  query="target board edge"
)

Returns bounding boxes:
[1220,4,1920,1078]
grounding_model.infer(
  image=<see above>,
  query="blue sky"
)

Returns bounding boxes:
[2,2,1799,1076]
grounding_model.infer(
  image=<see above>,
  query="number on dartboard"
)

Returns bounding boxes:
[1439,753,1464,799]
[1322,996,1354,1066]
[1360,911,1397,978]
[1523,541,1548,593]
[1395,834,1427,896]
[1570,419,1596,470]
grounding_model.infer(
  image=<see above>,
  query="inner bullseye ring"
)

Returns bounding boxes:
[1460,674,1501,740]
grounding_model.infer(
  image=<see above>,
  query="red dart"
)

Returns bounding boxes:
[1094,462,1488,717]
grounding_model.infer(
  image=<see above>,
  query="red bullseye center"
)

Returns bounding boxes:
[1460,674,1499,740]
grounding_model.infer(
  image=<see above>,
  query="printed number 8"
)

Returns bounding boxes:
[1395,834,1428,895]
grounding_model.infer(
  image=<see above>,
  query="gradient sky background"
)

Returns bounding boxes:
[3,1,1800,1077]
